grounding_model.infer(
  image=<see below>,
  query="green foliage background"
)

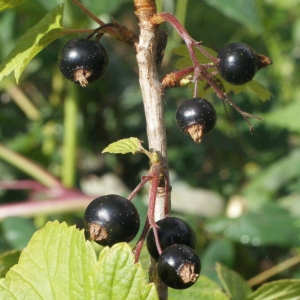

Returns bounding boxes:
[0,0,300,297]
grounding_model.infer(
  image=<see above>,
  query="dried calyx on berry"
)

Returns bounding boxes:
[58,38,108,87]
[157,244,201,289]
[217,42,272,85]
[176,97,217,143]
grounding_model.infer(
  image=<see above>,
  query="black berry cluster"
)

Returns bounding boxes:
[146,217,201,289]
[72,31,271,292]
[84,194,140,247]
[176,97,217,143]
[58,38,109,87]
[84,197,201,290]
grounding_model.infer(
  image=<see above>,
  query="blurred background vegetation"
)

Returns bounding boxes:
[0,0,300,289]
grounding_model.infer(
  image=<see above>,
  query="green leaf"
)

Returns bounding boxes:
[2,217,36,249]
[0,0,25,12]
[0,221,97,299]
[169,275,229,300]
[206,203,300,248]
[0,221,157,300]
[202,0,263,33]
[102,137,146,154]
[264,99,300,133]
[247,81,273,101]
[201,239,235,284]
[247,279,300,300]
[0,250,21,279]
[95,243,157,300]
[0,4,65,83]
[216,263,252,300]
[242,149,300,208]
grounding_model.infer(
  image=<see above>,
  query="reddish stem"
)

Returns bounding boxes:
[71,0,122,41]
[72,0,104,25]
[85,23,117,40]
[127,176,150,201]
[0,180,47,191]
[155,12,217,97]
[132,165,171,262]
[0,195,92,220]
[156,12,218,61]
[128,163,167,261]
[134,216,150,263]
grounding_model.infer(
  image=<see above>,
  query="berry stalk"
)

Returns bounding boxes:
[72,0,137,45]
[152,12,218,97]
[72,0,105,25]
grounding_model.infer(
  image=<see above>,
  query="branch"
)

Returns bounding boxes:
[0,196,92,220]
[134,0,169,299]
[0,181,93,220]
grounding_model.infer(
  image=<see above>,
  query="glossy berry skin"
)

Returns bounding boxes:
[84,194,140,247]
[58,38,108,87]
[157,244,201,290]
[146,217,196,260]
[217,42,258,85]
[176,98,217,143]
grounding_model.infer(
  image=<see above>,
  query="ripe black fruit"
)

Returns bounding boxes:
[157,244,201,289]
[146,217,196,260]
[217,42,258,85]
[176,97,217,143]
[58,38,108,87]
[84,194,140,247]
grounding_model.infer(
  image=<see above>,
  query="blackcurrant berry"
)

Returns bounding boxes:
[84,194,140,247]
[157,244,201,289]
[217,42,258,85]
[176,97,217,143]
[58,38,108,87]
[146,217,196,260]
